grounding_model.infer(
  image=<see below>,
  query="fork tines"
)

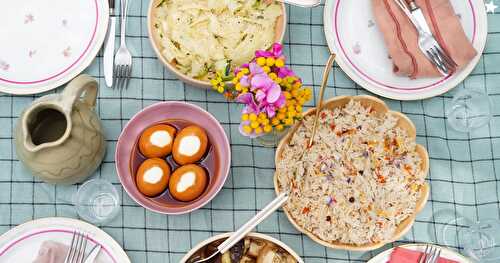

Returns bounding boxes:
[64,231,88,263]
[418,245,442,263]
[426,46,457,75]
[114,63,132,90]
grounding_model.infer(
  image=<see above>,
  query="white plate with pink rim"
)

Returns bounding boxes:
[368,244,472,263]
[323,0,487,100]
[0,217,130,263]
[0,0,109,95]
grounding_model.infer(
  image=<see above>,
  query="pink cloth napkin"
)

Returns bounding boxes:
[33,241,103,263]
[388,247,459,263]
[372,0,477,79]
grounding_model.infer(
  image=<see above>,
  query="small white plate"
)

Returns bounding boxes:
[368,244,471,263]
[0,0,109,95]
[0,217,130,263]
[324,0,487,100]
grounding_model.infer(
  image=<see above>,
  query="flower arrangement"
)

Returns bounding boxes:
[211,43,312,137]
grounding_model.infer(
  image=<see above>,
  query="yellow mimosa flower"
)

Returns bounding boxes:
[257,57,267,66]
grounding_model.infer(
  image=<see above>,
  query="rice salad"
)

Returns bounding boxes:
[275,100,425,245]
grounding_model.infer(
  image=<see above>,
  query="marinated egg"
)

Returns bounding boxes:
[139,124,176,158]
[136,158,171,197]
[169,164,208,202]
[172,125,208,165]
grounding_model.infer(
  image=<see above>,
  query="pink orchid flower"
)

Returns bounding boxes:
[277,66,295,79]
[236,92,259,114]
[255,43,284,58]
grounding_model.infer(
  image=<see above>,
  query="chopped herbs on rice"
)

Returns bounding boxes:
[276,100,425,245]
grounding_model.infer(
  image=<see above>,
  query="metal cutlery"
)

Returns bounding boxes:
[103,0,117,88]
[192,191,289,263]
[308,53,336,148]
[393,0,457,75]
[83,244,102,263]
[417,245,442,263]
[114,0,132,89]
[64,231,88,263]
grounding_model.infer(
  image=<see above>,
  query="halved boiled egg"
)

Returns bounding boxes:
[169,164,208,202]
[172,125,208,165]
[139,124,176,158]
[136,158,171,197]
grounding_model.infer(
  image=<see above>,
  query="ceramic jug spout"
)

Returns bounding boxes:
[21,102,72,154]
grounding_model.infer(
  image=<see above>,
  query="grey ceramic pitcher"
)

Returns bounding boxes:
[15,75,106,185]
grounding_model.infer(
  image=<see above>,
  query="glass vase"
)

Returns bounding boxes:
[255,127,291,147]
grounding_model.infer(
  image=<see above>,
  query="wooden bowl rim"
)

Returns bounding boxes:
[273,95,430,252]
[147,0,288,88]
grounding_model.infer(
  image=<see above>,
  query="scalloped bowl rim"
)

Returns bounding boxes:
[274,95,430,251]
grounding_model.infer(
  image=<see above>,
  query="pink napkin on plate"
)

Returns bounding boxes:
[388,247,459,263]
[33,241,103,263]
[372,0,477,79]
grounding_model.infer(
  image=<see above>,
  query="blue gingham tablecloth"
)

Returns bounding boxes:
[1,1,500,262]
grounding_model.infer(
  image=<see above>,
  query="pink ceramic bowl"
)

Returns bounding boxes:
[115,102,231,215]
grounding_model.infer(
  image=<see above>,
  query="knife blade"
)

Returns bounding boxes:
[84,244,102,263]
[103,0,116,88]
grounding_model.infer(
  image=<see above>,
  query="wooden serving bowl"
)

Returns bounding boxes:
[147,0,287,89]
[274,95,430,251]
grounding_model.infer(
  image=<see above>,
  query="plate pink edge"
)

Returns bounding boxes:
[333,0,477,92]
[0,229,117,262]
[115,101,231,215]
[0,0,100,85]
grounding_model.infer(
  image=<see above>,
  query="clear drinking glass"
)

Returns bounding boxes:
[446,90,492,132]
[73,179,120,225]
[442,218,500,262]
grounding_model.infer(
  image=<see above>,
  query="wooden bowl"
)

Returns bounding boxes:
[180,232,304,263]
[147,0,287,89]
[274,95,430,251]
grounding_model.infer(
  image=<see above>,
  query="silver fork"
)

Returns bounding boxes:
[114,0,132,89]
[393,0,457,75]
[418,245,442,263]
[64,231,88,263]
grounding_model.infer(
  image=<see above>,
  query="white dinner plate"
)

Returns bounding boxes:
[0,0,109,95]
[0,217,130,263]
[324,0,487,100]
[368,244,472,263]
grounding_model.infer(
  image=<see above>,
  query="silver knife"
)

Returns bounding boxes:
[83,244,102,263]
[407,0,433,35]
[103,0,116,88]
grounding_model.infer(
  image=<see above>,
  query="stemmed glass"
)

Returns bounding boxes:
[441,217,500,262]
[441,89,497,261]
[446,89,492,132]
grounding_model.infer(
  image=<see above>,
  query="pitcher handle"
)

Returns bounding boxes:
[60,74,98,115]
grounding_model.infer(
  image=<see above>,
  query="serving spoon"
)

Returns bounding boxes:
[277,0,321,8]
[192,191,289,263]
[308,53,336,148]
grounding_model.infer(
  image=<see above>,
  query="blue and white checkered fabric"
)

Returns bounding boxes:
[0,1,499,262]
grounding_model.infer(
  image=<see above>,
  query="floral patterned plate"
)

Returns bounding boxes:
[0,0,108,95]
[323,0,487,100]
